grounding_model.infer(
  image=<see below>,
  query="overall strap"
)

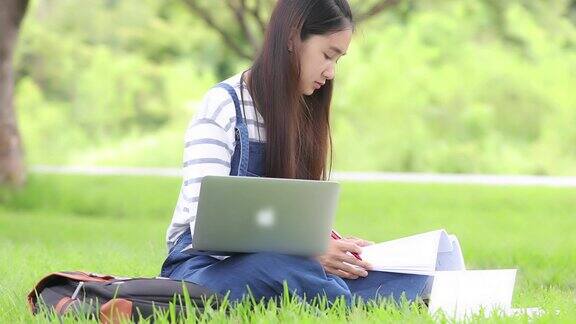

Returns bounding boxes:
[214,83,249,176]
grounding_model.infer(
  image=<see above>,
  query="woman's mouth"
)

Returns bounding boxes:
[314,81,323,89]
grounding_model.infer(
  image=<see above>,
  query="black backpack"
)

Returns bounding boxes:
[28,271,221,323]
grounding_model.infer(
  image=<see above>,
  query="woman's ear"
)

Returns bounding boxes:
[288,28,299,53]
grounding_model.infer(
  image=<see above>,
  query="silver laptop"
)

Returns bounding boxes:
[189,175,340,256]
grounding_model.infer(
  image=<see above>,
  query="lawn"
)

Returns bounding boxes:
[1,174,575,322]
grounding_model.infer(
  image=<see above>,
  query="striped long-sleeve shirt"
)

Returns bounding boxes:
[165,73,266,252]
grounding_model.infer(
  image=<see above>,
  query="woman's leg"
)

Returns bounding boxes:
[343,272,432,304]
[170,252,351,303]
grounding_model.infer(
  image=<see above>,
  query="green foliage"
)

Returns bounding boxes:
[14,0,219,164]
[332,1,576,174]
[12,0,576,174]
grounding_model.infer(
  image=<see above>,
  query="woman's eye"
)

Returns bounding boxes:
[324,53,331,60]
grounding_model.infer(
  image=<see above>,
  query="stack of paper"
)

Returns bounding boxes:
[359,229,541,318]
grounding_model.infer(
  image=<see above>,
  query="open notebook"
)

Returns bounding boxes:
[360,229,465,275]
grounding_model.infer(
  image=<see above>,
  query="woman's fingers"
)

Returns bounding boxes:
[336,240,362,255]
[325,256,369,277]
[345,236,375,247]
[336,253,373,271]
[339,262,369,277]
[317,239,375,280]
[334,240,373,270]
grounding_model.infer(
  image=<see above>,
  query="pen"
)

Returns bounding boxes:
[330,229,363,261]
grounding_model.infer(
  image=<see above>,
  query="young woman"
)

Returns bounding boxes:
[160,0,431,304]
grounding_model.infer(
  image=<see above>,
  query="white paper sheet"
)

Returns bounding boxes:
[436,235,466,271]
[428,269,517,319]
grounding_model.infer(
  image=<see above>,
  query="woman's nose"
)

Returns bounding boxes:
[323,64,335,80]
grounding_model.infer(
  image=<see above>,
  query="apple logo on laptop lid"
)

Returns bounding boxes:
[255,207,276,228]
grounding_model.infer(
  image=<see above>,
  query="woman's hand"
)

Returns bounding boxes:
[344,236,375,247]
[316,238,373,280]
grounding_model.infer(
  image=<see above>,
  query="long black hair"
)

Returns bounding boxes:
[248,0,354,180]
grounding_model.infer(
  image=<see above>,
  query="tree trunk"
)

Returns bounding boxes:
[0,0,29,188]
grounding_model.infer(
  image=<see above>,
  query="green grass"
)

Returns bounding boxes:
[1,174,575,322]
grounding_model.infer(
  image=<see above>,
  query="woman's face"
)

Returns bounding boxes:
[296,29,353,96]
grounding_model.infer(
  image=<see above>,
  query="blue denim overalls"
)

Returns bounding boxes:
[160,82,432,304]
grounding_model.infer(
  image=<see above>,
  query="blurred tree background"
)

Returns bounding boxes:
[8,0,576,177]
